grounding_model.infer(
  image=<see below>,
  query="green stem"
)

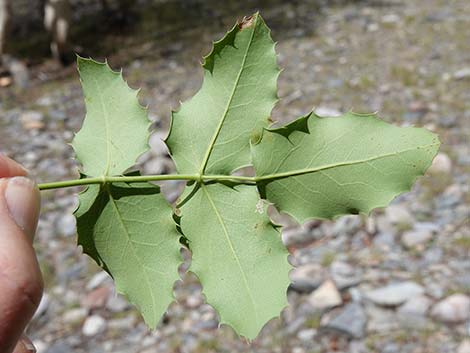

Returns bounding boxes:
[38,174,258,191]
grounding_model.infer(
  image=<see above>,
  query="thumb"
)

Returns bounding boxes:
[0,177,43,353]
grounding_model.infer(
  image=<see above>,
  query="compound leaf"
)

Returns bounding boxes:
[166,13,279,175]
[72,57,150,177]
[251,112,440,223]
[75,182,181,328]
[179,183,291,339]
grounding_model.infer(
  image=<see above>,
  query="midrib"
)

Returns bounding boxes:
[257,142,440,182]
[199,20,257,175]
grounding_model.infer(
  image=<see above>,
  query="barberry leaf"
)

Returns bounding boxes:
[251,112,440,223]
[72,57,150,177]
[179,183,291,339]
[166,13,279,175]
[75,182,181,328]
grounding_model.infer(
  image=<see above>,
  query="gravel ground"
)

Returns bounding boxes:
[0,0,469,352]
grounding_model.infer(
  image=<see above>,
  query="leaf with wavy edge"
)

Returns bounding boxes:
[251,112,440,223]
[72,57,150,177]
[75,181,181,328]
[166,13,279,175]
[179,183,291,340]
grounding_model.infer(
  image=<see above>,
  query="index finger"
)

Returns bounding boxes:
[0,154,28,178]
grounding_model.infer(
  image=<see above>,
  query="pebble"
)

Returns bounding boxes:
[20,110,45,130]
[308,280,342,310]
[398,295,433,316]
[82,315,107,337]
[401,229,433,248]
[321,303,367,339]
[365,281,425,306]
[106,295,130,312]
[330,261,362,290]
[454,68,470,80]
[290,263,325,293]
[297,328,316,341]
[431,294,470,323]
[428,153,452,175]
[457,340,470,353]
[385,204,414,226]
[63,308,88,324]
[86,271,111,290]
[56,213,77,237]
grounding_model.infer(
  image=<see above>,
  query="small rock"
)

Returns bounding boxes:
[401,229,433,248]
[315,107,342,117]
[330,261,362,290]
[86,271,111,290]
[398,295,433,316]
[81,286,112,309]
[297,328,316,341]
[438,116,457,128]
[20,111,44,130]
[63,308,88,324]
[82,315,107,337]
[289,264,325,293]
[186,295,203,309]
[431,294,470,323]
[308,280,342,310]
[457,340,470,353]
[428,153,452,175]
[106,294,129,312]
[365,281,425,307]
[56,213,76,237]
[367,306,400,333]
[332,215,362,236]
[454,68,470,80]
[385,204,414,226]
[381,13,400,24]
[321,303,367,339]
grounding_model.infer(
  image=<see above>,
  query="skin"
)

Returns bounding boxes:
[0,154,43,353]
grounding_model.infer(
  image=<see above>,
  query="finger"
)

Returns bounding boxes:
[0,177,43,353]
[12,335,36,353]
[0,154,28,178]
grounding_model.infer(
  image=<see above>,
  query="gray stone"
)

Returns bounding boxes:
[398,295,433,316]
[82,315,107,336]
[401,229,433,248]
[106,295,129,312]
[332,215,362,236]
[367,306,400,333]
[86,271,111,290]
[297,328,316,341]
[308,280,342,310]
[454,68,470,80]
[330,261,362,290]
[385,204,414,226]
[56,213,76,237]
[321,303,367,339]
[365,281,425,306]
[431,294,470,323]
[289,264,325,293]
[46,341,72,353]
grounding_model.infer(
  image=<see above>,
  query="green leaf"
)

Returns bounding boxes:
[179,183,291,339]
[251,112,440,223]
[72,57,150,177]
[75,182,181,328]
[166,13,279,175]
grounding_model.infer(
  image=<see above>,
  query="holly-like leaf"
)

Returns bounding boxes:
[179,183,291,339]
[251,112,440,223]
[75,182,181,328]
[72,57,150,177]
[166,13,279,175]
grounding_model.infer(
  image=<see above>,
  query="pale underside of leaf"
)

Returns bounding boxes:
[75,183,181,328]
[180,183,291,340]
[166,13,279,175]
[72,57,150,177]
[252,112,440,223]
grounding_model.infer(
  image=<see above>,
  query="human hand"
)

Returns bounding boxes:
[0,154,43,353]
